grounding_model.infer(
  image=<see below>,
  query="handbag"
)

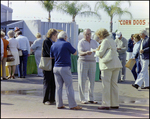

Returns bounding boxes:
[39,57,52,71]
[125,58,136,70]
[18,49,23,56]
[6,50,15,62]
[100,40,113,63]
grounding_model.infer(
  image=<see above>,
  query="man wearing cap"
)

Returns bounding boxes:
[115,31,128,82]
[132,29,149,89]
[14,27,20,38]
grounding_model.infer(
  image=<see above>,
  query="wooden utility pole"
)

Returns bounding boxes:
[8,0,9,7]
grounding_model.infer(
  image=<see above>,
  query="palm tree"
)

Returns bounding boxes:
[95,1,133,32]
[57,1,101,22]
[40,0,57,22]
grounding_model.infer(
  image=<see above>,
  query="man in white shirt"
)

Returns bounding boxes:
[77,29,98,104]
[1,38,4,61]
[16,31,30,78]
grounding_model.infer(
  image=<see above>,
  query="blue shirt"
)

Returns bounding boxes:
[131,40,141,59]
[127,38,134,52]
[50,38,76,67]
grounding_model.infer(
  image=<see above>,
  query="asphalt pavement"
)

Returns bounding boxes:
[1,68,149,118]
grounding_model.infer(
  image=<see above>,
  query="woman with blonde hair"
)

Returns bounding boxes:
[31,32,44,77]
[6,30,20,79]
[94,28,122,110]
[1,31,9,80]
[42,28,58,105]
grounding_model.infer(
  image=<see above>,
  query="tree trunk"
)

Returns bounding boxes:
[48,11,51,22]
[72,15,75,22]
[110,16,113,32]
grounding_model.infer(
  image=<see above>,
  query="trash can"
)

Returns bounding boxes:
[1,65,9,77]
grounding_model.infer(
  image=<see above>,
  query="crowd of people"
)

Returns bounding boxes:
[1,27,149,110]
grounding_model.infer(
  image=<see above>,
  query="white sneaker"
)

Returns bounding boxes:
[81,101,88,104]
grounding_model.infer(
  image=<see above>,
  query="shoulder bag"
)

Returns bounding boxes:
[39,57,52,71]
[100,40,113,63]
[39,47,52,71]
[125,58,136,70]
[6,50,15,62]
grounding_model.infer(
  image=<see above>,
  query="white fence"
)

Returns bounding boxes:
[41,22,78,48]
[2,20,79,49]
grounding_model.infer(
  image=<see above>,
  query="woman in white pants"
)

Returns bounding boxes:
[94,28,122,110]
[31,33,44,77]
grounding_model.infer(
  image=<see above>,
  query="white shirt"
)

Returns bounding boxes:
[78,38,98,61]
[140,39,144,51]
[1,38,4,59]
[16,35,30,54]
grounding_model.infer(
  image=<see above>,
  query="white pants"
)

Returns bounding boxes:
[126,52,132,61]
[77,60,96,101]
[101,68,120,107]
[135,56,149,87]
[35,51,43,77]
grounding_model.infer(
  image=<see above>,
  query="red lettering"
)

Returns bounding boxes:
[123,20,126,25]
[137,20,139,25]
[140,20,142,25]
[126,20,128,25]
[119,20,122,25]
[129,20,131,25]
[133,20,136,25]
[143,20,146,25]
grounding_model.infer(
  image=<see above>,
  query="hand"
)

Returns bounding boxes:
[117,48,121,50]
[140,50,144,54]
[86,51,92,55]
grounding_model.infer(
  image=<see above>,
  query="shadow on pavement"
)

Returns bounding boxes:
[1,103,14,105]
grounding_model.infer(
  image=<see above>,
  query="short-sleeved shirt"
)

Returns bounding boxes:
[50,38,76,67]
[78,38,98,61]
[115,37,128,54]
[31,38,44,51]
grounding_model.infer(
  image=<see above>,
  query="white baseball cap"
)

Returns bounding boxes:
[116,31,122,39]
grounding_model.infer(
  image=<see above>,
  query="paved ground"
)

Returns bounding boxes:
[1,68,149,118]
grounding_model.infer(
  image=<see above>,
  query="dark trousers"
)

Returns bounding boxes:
[18,50,28,77]
[43,69,55,103]
[131,58,141,80]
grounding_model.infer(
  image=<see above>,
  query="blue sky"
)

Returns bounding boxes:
[1,1,149,32]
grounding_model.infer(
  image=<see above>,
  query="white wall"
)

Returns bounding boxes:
[118,18,149,40]
[23,20,41,42]
[1,4,13,22]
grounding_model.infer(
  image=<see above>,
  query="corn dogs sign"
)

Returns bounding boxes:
[118,19,148,25]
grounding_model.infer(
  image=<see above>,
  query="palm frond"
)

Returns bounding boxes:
[79,11,101,19]
[41,0,56,12]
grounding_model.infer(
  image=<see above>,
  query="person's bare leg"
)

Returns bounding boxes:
[12,65,16,79]
[7,66,12,79]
